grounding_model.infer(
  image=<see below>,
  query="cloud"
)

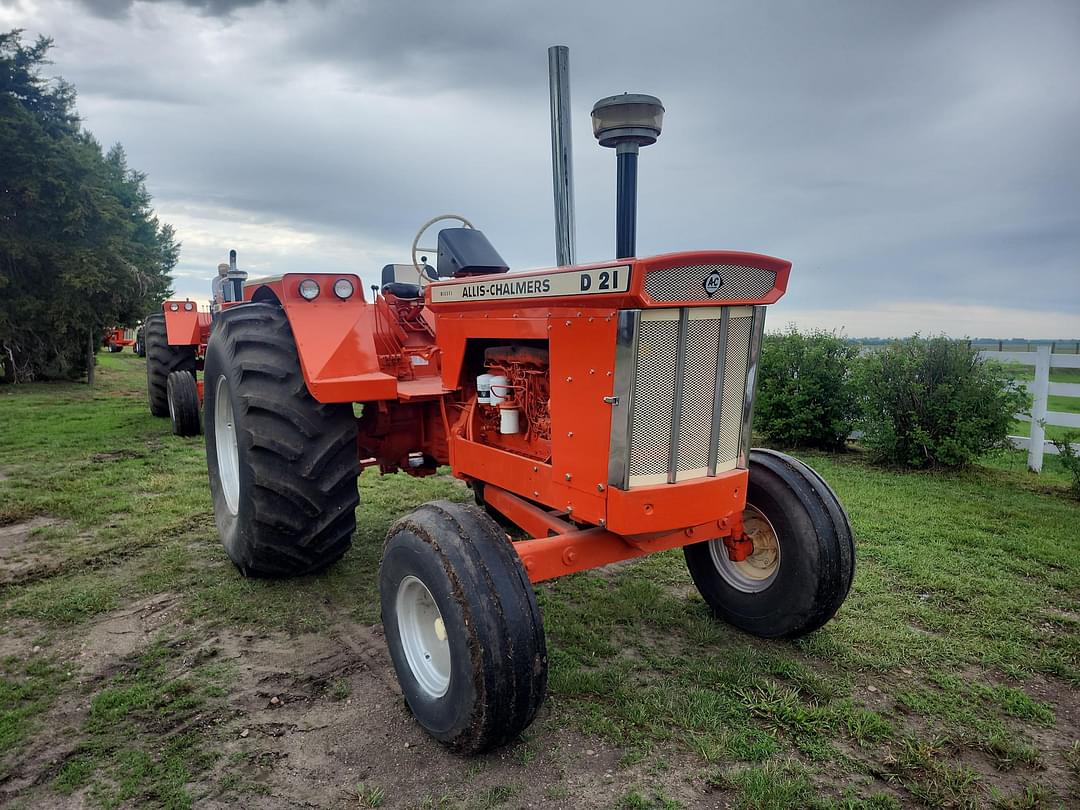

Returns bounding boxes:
[3,0,1078,336]
[74,0,277,20]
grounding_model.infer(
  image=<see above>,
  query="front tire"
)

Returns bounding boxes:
[380,501,547,754]
[166,371,201,436]
[684,449,854,638]
[145,314,196,417]
[203,303,359,577]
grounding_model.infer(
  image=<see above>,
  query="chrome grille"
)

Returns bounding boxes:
[609,306,766,488]
[644,264,776,302]
[626,318,678,480]
[718,314,753,464]
[677,318,722,474]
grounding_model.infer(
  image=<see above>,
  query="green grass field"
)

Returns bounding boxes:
[998,364,1080,444]
[1,353,1078,809]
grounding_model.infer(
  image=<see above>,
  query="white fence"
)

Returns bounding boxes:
[979,345,1080,472]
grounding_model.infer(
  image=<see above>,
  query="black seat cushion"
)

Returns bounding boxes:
[382,282,423,299]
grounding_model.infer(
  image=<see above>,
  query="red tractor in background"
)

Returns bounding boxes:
[143,252,248,436]
[102,327,136,353]
[143,52,854,754]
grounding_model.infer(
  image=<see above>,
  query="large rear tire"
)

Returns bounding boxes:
[167,371,201,436]
[145,314,196,417]
[684,449,854,638]
[380,501,547,754]
[203,303,359,577]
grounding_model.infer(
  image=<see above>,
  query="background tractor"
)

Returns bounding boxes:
[102,327,136,353]
[143,252,248,437]
[147,48,854,754]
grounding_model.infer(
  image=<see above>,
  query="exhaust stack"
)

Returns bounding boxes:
[548,45,576,267]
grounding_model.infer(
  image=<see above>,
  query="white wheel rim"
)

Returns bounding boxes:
[396,575,451,698]
[708,504,781,593]
[214,375,240,516]
[167,384,176,424]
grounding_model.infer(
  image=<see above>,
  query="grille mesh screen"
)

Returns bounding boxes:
[718,315,752,463]
[627,319,678,479]
[677,318,722,473]
[626,308,753,485]
[645,264,776,302]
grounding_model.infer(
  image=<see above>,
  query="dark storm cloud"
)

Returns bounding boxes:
[6,0,1079,334]
[75,0,275,18]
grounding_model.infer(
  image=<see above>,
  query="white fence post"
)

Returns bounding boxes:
[1028,345,1050,472]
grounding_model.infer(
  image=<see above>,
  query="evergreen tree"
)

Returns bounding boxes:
[0,30,178,381]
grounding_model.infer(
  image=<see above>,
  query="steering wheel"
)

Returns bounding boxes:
[412,214,474,284]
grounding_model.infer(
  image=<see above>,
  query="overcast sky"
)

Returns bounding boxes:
[3,0,1078,338]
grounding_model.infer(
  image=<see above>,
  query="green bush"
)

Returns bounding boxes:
[857,336,1029,468]
[755,328,859,450]
[1051,434,1080,500]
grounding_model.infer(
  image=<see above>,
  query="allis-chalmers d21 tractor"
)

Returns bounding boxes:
[144,64,853,755]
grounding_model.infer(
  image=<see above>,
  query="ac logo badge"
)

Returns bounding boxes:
[702,270,724,296]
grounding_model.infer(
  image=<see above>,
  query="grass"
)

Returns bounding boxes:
[1,352,1079,808]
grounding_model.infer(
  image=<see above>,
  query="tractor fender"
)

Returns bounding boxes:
[249,273,398,404]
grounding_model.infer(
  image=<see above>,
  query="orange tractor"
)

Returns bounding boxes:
[146,50,853,754]
[102,327,136,353]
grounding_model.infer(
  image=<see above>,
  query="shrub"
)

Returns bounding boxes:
[755,327,859,450]
[1051,433,1080,500]
[857,336,1029,468]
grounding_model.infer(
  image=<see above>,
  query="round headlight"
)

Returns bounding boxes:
[184,301,194,311]
[169,303,179,311]
[333,279,354,300]
[298,279,320,301]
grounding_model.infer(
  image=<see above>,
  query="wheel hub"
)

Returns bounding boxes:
[708,505,781,593]
[396,575,451,698]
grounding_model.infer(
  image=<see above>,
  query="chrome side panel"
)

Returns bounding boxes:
[738,306,767,469]
[607,309,641,489]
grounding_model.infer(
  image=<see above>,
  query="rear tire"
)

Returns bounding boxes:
[684,449,854,638]
[203,303,359,577]
[145,314,196,417]
[167,371,201,436]
[380,501,547,754]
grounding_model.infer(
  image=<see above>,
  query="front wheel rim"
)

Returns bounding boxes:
[214,375,240,516]
[708,504,782,593]
[396,575,451,698]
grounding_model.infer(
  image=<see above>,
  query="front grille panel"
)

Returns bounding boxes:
[644,264,777,303]
[612,306,764,488]
[677,318,722,474]
[627,317,678,480]
[718,314,753,464]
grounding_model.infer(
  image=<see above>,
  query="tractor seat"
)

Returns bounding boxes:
[382,281,423,299]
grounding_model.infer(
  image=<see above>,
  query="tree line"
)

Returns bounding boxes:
[0,30,177,382]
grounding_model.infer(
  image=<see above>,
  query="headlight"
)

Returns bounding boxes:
[184,301,194,311]
[169,303,179,311]
[298,279,320,301]
[333,279,354,300]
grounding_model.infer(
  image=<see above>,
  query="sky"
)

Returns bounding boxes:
[3,0,1078,338]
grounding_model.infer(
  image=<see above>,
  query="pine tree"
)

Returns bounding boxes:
[0,29,179,381]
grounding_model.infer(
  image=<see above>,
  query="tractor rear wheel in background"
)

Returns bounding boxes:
[203,303,359,577]
[134,326,146,357]
[145,314,196,417]
[684,448,854,638]
[166,371,201,436]
[380,501,547,754]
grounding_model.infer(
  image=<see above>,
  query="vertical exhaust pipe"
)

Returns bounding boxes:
[548,45,576,267]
